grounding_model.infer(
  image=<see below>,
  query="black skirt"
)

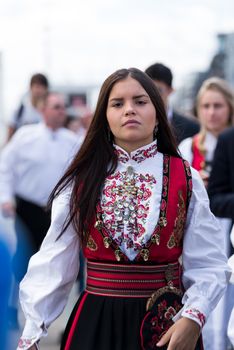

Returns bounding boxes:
[61,291,203,350]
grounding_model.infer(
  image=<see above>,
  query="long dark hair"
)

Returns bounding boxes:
[49,68,180,242]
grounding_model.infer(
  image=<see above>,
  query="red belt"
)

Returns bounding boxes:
[86,260,181,298]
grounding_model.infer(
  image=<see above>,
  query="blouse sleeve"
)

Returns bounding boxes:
[173,168,231,328]
[17,187,80,350]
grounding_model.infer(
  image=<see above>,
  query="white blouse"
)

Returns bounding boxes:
[17,141,231,349]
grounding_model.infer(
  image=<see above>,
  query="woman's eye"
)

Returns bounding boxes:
[112,102,122,107]
[136,100,146,105]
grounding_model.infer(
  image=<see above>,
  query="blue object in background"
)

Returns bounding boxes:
[0,237,11,350]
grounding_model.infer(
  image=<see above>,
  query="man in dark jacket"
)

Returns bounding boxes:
[208,127,234,221]
[145,62,200,144]
[208,126,234,350]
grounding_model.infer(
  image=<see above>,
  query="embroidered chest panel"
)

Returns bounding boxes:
[99,167,157,250]
[84,156,192,263]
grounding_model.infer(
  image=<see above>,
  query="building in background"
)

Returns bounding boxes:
[173,32,234,116]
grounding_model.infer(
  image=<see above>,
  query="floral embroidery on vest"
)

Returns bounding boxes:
[183,160,193,208]
[95,154,171,262]
[92,153,192,263]
[86,236,98,251]
[149,155,170,246]
[167,190,186,249]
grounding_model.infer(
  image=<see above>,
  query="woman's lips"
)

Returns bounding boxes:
[122,120,140,126]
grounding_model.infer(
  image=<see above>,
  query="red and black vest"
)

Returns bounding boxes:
[83,155,192,265]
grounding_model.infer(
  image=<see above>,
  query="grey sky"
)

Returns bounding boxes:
[0,0,234,117]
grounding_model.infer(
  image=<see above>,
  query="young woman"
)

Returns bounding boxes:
[179,77,234,188]
[17,68,230,350]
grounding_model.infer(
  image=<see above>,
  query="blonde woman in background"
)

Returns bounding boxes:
[179,77,234,188]
[179,77,234,350]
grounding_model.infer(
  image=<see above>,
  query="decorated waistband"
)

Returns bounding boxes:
[86,260,181,298]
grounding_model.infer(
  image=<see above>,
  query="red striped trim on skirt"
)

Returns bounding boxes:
[86,260,181,298]
[64,292,88,350]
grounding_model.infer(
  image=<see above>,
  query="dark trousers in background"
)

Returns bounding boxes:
[12,196,51,282]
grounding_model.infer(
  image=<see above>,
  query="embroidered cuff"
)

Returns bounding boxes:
[17,337,39,350]
[173,303,207,329]
[182,308,206,328]
[17,319,46,350]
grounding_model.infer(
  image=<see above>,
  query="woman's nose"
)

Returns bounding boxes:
[207,106,215,115]
[124,102,135,115]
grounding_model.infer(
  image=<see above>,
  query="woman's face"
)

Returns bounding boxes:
[106,76,157,153]
[198,89,230,135]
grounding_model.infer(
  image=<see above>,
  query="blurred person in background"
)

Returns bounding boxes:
[179,77,234,187]
[16,67,231,350]
[208,126,234,221]
[7,73,49,141]
[208,127,234,349]
[145,62,200,144]
[0,92,80,328]
[65,105,93,144]
[64,114,82,134]
[180,78,234,350]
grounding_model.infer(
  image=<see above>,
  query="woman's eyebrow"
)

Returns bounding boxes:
[109,97,123,102]
[133,94,149,99]
[109,94,149,102]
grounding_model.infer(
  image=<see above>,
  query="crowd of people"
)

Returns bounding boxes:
[0,64,233,350]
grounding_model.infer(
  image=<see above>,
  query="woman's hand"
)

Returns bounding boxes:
[156,317,200,350]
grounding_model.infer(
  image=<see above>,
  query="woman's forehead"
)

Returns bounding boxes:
[109,77,147,98]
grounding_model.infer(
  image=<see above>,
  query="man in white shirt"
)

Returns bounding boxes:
[0,92,80,282]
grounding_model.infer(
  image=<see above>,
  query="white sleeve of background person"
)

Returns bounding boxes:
[0,132,21,203]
